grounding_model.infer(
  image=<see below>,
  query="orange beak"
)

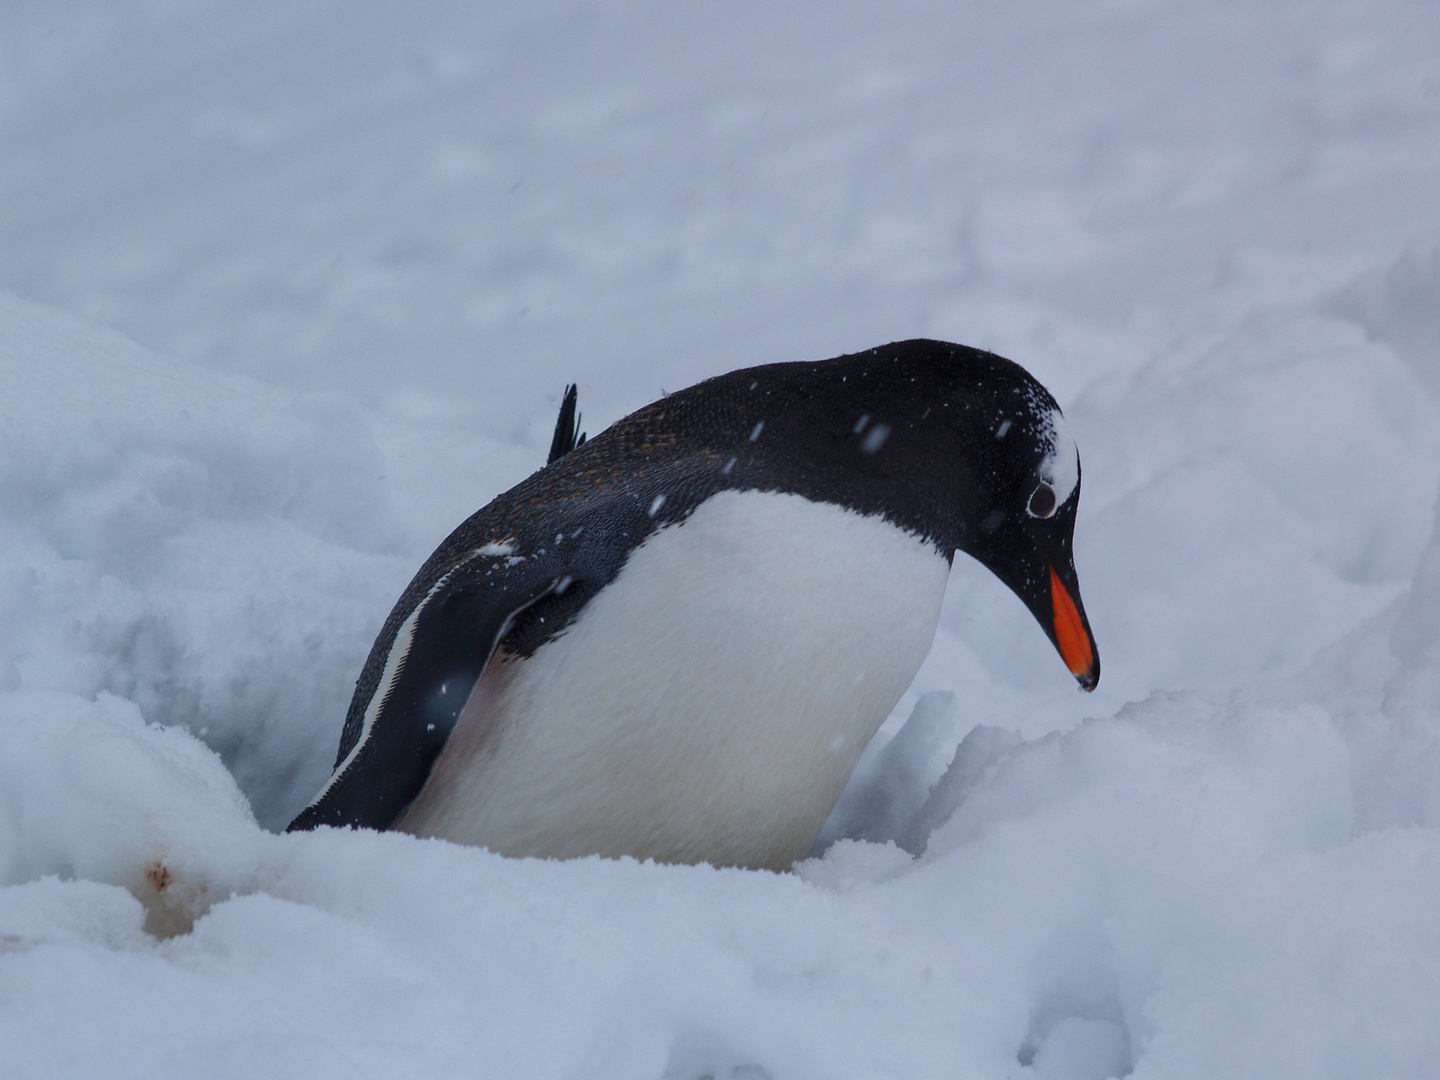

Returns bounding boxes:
[1049,564,1097,690]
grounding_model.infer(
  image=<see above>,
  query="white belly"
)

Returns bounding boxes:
[397,488,951,869]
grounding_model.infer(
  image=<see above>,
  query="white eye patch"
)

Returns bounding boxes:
[1037,407,1079,508]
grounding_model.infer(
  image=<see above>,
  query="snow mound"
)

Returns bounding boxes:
[4,1,1440,1072]
[0,292,409,827]
[1,282,1439,1077]
[0,690,263,936]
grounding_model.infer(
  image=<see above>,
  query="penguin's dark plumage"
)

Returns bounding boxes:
[547,383,586,464]
[289,339,1099,868]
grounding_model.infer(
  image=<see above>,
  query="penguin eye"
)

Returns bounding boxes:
[1027,482,1057,519]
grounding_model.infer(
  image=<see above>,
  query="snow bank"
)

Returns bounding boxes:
[4,618,1440,1079]
[5,675,1439,1080]
[0,690,262,937]
[3,271,1440,1078]
[0,292,408,827]
[4,1,1440,1076]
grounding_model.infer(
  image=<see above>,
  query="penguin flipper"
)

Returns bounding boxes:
[288,563,566,833]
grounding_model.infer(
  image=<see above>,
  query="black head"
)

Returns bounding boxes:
[937,353,1099,690]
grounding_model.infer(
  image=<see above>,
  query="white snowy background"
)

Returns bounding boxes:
[3,1,1440,1077]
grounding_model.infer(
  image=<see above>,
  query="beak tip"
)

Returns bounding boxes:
[1048,564,1098,692]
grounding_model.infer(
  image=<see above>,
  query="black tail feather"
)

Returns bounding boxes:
[547,384,587,464]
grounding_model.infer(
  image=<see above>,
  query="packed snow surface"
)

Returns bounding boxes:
[3,1,1440,1077]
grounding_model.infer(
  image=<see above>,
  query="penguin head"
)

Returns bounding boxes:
[952,379,1099,691]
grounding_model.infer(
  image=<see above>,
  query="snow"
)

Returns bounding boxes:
[2,1,1440,1076]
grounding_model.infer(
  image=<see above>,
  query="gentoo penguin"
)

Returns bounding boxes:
[288,339,1099,869]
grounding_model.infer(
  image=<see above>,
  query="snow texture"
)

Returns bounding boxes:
[2,1,1440,1077]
